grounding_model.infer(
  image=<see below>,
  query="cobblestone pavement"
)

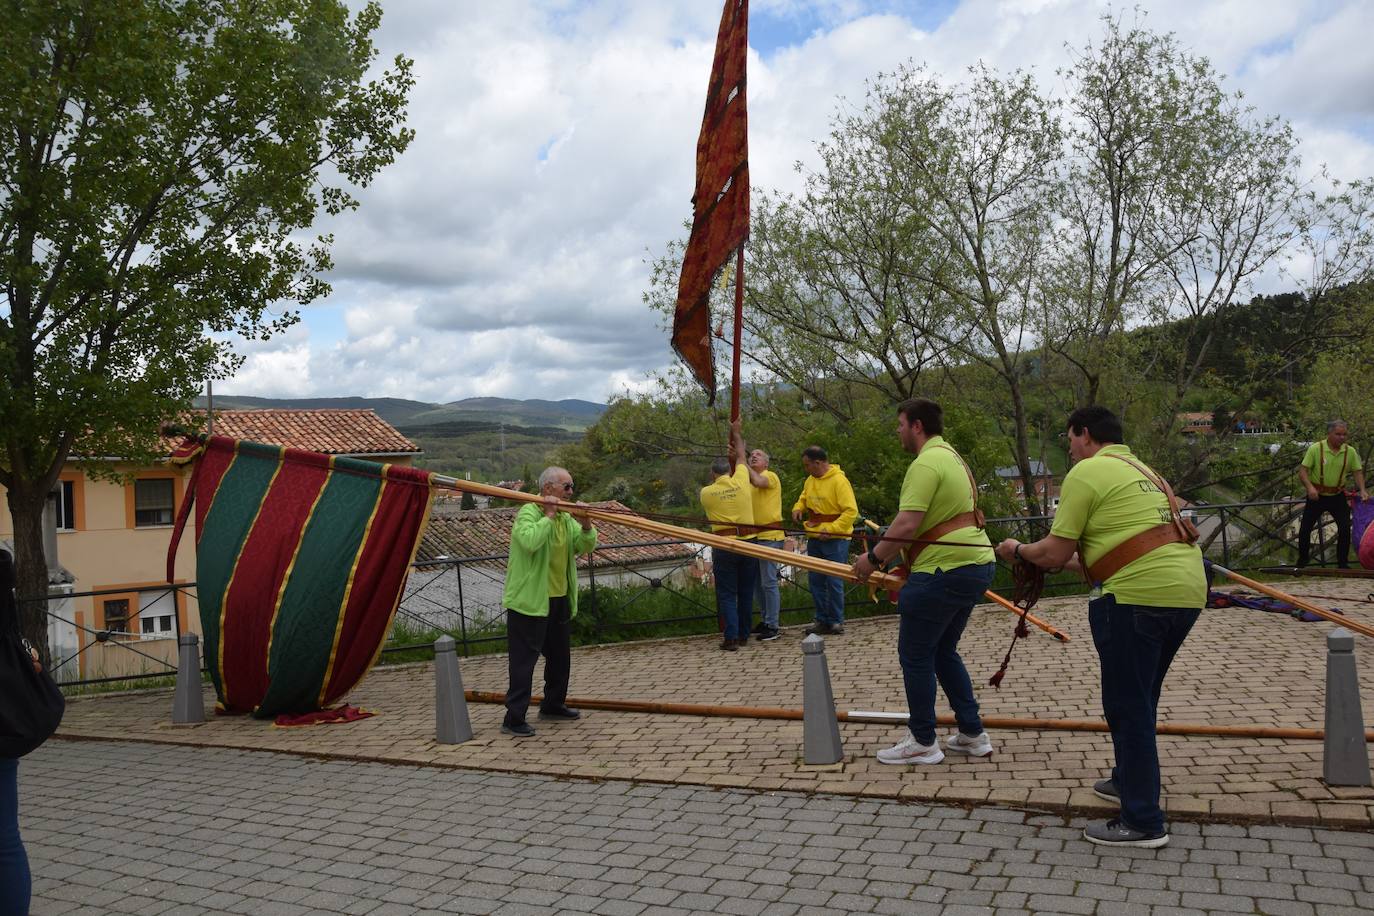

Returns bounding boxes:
[54,577,1374,827]
[20,740,1374,916]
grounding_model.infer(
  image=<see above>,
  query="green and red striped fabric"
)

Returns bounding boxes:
[168,436,433,718]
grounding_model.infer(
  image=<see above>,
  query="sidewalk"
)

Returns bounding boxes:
[53,577,1374,828]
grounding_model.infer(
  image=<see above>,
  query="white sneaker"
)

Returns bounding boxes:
[945,731,994,757]
[876,734,945,765]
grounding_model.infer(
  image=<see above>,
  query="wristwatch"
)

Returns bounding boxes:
[867,547,881,566]
[1013,543,1024,561]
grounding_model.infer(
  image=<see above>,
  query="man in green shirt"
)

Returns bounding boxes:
[852,398,995,767]
[1296,420,1369,568]
[501,466,597,737]
[995,406,1203,849]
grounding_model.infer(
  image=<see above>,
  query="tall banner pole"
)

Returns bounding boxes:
[730,245,744,422]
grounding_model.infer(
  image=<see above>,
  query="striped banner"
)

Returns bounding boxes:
[168,436,433,718]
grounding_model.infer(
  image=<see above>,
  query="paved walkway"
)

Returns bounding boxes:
[20,740,1374,915]
[54,576,1374,828]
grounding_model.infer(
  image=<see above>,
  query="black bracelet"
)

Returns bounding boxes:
[867,547,881,566]
[1014,543,1024,561]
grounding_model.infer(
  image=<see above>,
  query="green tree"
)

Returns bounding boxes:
[0,0,414,659]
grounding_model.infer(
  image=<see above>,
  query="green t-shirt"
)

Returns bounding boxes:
[898,436,993,574]
[1050,444,1205,609]
[1301,440,1363,491]
[548,516,569,598]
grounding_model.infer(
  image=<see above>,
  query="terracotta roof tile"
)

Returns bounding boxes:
[209,409,420,455]
[418,501,698,571]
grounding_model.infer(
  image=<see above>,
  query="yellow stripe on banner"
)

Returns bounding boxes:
[217,444,286,711]
[358,476,437,683]
[253,455,336,717]
[316,463,389,708]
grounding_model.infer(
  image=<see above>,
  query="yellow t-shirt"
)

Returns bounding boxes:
[547,515,569,598]
[898,436,993,574]
[1301,441,1363,491]
[750,469,784,541]
[700,463,756,539]
[1050,444,1205,608]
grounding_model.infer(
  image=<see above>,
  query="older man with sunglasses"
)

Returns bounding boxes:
[501,466,597,737]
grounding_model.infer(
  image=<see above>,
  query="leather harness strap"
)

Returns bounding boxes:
[1314,444,1350,495]
[1082,454,1199,584]
[905,444,986,565]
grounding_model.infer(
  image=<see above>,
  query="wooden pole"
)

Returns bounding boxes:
[431,476,1069,640]
[730,245,744,423]
[1211,564,1374,641]
[456,690,1371,742]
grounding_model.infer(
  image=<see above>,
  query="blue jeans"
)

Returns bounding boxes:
[806,538,849,625]
[712,547,758,640]
[1089,594,1200,834]
[0,758,28,916]
[897,563,995,746]
[754,540,787,630]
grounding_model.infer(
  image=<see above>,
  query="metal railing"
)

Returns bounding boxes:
[18,499,1343,685]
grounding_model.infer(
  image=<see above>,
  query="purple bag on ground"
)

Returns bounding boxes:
[1357,497,1374,570]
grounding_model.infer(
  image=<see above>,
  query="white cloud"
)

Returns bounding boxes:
[219,0,1374,403]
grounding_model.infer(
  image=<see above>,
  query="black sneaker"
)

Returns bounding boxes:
[537,706,581,721]
[828,624,845,635]
[720,639,738,651]
[1092,778,1120,803]
[758,627,781,641]
[1083,818,1168,848]
[751,621,765,634]
[501,721,536,738]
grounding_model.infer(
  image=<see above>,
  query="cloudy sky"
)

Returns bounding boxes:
[224,0,1374,405]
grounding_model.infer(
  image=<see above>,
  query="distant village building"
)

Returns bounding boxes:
[996,461,1060,513]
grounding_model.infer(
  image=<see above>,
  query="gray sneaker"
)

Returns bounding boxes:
[1083,818,1168,848]
[1093,778,1119,803]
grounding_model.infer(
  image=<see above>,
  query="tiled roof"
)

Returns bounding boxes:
[209,409,420,455]
[418,501,698,571]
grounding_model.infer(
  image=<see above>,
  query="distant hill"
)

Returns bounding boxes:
[195,395,605,432]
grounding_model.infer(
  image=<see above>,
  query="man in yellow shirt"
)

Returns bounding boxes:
[996,406,1204,849]
[700,420,758,650]
[791,445,857,635]
[746,446,785,641]
[852,398,995,767]
[1296,419,1369,569]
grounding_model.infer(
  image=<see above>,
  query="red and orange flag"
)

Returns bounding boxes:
[673,0,749,404]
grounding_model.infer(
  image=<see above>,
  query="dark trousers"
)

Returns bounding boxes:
[504,597,572,726]
[897,563,995,745]
[806,538,849,625]
[0,758,29,916]
[712,546,758,640]
[1297,494,1352,567]
[1089,594,1200,835]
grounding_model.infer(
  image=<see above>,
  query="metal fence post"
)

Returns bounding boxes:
[1323,627,1372,787]
[455,560,469,656]
[1218,506,1230,567]
[801,634,844,765]
[171,634,205,725]
[435,635,474,744]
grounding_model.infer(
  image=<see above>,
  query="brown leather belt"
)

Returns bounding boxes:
[1084,523,1188,583]
[905,511,982,564]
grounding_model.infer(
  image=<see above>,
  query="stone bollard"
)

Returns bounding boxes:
[435,635,474,744]
[802,634,844,765]
[1323,627,1372,787]
[172,634,205,725]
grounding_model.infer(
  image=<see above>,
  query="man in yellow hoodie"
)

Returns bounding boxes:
[791,445,857,635]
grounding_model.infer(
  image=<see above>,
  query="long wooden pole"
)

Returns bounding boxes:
[456,690,1372,742]
[1211,564,1374,641]
[431,475,1068,639]
[730,245,744,423]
